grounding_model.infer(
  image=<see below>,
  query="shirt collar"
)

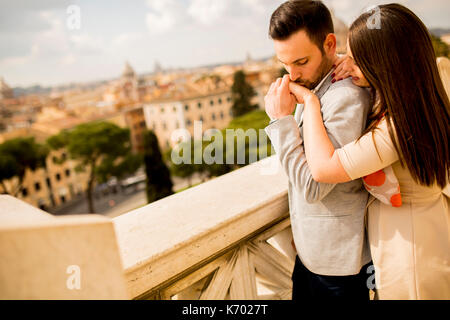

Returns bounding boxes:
[311,67,335,98]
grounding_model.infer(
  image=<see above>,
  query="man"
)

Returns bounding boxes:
[264,0,372,300]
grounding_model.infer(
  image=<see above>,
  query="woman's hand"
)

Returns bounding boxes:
[332,55,354,83]
[288,82,319,106]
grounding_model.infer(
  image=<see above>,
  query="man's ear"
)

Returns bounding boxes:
[323,33,337,57]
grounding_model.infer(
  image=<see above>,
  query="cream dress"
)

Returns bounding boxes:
[337,119,450,300]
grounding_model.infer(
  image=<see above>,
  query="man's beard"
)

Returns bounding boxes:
[294,56,333,89]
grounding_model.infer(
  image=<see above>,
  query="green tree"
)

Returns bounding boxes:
[0,137,49,196]
[165,138,206,187]
[231,70,258,117]
[224,110,274,168]
[143,130,174,203]
[431,34,450,58]
[47,121,141,213]
[166,110,274,189]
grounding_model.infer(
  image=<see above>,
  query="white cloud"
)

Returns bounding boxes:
[60,53,76,65]
[0,44,39,67]
[240,0,269,14]
[187,0,227,25]
[111,32,143,47]
[69,34,103,54]
[145,0,185,34]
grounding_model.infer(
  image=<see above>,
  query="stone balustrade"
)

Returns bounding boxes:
[0,155,295,300]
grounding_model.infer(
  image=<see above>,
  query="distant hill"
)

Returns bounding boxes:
[12,79,109,97]
[430,28,450,37]
[13,85,52,97]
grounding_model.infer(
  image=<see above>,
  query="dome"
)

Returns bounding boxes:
[0,77,11,90]
[0,77,14,99]
[122,61,136,79]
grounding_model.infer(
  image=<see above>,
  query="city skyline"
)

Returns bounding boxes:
[1,0,449,87]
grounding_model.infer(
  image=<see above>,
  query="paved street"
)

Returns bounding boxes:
[49,172,209,218]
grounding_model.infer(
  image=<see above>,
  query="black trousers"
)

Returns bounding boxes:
[291,255,372,300]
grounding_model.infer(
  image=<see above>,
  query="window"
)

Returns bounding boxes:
[35,182,41,191]
[22,188,28,197]
[186,119,192,126]
[46,178,51,188]
[185,105,189,111]
[56,173,61,181]
[140,121,146,128]
[160,107,165,113]
[197,102,202,109]
[173,106,177,112]
[199,116,204,122]
[220,111,224,119]
[210,100,214,106]
[39,202,46,211]
[65,169,71,177]
[218,98,222,104]
[163,122,167,130]
[227,96,232,102]
[60,195,66,203]
[212,113,216,120]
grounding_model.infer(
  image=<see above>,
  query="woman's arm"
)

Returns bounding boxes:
[301,93,352,183]
[289,82,399,184]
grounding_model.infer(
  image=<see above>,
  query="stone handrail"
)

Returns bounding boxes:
[113,155,293,299]
[0,155,294,299]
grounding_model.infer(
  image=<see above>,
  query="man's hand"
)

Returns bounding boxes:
[265,74,297,120]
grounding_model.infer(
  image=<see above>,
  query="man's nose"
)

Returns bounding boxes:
[288,68,301,82]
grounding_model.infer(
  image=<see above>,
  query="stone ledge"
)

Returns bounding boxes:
[112,156,289,298]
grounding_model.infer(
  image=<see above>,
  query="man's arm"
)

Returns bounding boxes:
[265,83,370,203]
[265,115,335,203]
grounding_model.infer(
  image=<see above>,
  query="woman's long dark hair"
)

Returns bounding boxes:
[349,3,450,189]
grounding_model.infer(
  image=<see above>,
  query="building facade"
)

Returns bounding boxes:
[143,90,234,151]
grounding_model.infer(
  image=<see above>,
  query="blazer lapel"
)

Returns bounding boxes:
[295,73,334,129]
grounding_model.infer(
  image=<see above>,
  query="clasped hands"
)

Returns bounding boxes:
[264,74,318,121]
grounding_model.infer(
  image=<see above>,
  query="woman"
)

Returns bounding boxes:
[288,4,449,299]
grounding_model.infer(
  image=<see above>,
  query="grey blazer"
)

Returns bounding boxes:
[265,74,372,276]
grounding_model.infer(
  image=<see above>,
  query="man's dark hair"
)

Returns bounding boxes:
[269,0,334,52]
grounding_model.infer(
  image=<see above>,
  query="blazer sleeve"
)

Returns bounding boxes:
[265,115,335,203]
[264,84,371,203]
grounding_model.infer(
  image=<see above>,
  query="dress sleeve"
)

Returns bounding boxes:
[336,119,400,180]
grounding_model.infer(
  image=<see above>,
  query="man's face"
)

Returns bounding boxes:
[274,30,332,89]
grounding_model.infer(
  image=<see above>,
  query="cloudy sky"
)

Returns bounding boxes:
[1,0,449,87]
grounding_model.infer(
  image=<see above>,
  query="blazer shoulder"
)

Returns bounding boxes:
[321,79,371,114]
[323,78,370,100]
